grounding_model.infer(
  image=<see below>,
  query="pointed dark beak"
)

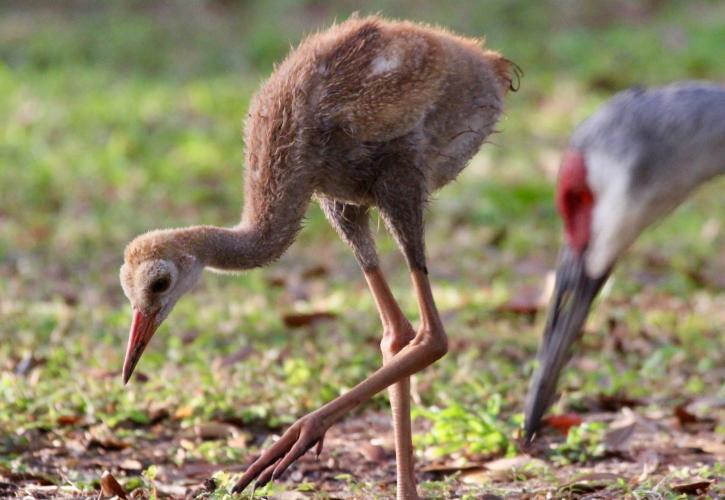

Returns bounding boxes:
[122,308,158,385]
[523,245,610,445]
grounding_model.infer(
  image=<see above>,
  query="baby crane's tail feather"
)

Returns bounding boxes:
[485,52,523,93]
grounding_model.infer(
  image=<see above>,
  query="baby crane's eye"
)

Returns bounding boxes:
[149,276,171,294]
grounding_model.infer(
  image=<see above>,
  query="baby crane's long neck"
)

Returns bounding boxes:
[172,184,312,272]
[182,224,291,271]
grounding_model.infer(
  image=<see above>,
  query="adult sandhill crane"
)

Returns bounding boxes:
[524,81,725,445]
[119,16,519,498]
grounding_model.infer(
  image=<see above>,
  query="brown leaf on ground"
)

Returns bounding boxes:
[87,368,118,379]
[173,405,193,420]
[267,274,287,287]
[156,483,187,497]
[147,402,170,424]
[543,413,582,435]
[699,440,725,456]
[282,311,337,328]
[227,434,248,449]
[675,403,716,431]
[86,426,128,450]
[481,455,547,481]
[195,421,234,440]
[675,404,698,425]
[605,409,637,452]
[459,469,490,485]
[359,443,388,463]
[596,392,643,412]
[559,472,622,495]
[118,459,143,472]
[100,470,127,499]
[484,455,544,471]
[301,264,328,279]
[670,479,711,495]
[129,371,149,383]
[181,329,199,344]
[56,414,83,426]
[636,450,659,482]
[420,462,484,474]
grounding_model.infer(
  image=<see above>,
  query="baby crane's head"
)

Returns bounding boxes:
[119,230,204,383]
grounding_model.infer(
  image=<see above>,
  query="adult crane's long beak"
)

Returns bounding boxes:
[523,245,610,445]
[122,308,158,385]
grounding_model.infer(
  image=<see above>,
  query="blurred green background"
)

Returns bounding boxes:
[0,0,723,497]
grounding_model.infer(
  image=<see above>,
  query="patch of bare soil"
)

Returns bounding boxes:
[4,406,723,498]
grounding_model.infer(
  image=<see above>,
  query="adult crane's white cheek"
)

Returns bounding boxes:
[585,201,624,278]
[585,195,642,279]
[585,241,613,279]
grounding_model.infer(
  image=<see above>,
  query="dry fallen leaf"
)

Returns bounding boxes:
[147,402,170,424]
[282,311,337,328]
[605,409,637,452]
[674,403,716,431]
[543,413,582,435]
[86,425,128,450]
[359,442,388,463]
[420,462,484,474]
[156,483,187,497]
[670,479,711,495]
[173,405,193,420]
[596,392,643,412]
[484,455,544,472]
[636,450,659,482]
[227,434,248,449]
[100,470,127,499]
[118,459,143,471]
[459,469,490,485]
[559,472,622,495]
[56,414,83,426]
[482,455,546,482]
[674,404,698,425]
[301,264,328,279]
[195,421,234,440]
[699,440,725,456]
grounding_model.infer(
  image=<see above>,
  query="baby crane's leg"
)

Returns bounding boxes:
[231,273,447,494]
[320,200,418,498]
[232,197,448,496]
[365,269,418,499]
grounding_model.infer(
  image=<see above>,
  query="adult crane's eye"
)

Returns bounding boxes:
[149,276,171,294]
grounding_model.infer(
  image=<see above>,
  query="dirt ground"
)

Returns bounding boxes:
[5,404,723,499]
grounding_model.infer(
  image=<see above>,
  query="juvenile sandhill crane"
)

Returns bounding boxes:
[119,16,518,498]
[524,82,725,444]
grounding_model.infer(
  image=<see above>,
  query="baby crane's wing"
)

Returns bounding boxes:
[315,20,447,142]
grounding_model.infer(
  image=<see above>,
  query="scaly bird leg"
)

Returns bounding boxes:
[365,268,418,500]
[232,268,447,493]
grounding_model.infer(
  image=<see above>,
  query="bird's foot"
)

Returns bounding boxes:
[231,411,329,493]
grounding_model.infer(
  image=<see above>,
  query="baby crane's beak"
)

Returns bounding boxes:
[122,308,158,384]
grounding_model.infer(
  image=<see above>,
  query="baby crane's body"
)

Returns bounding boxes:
[242,18,513,268]
[121,16,515,499]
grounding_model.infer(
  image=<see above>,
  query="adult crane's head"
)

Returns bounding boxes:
[523,82,725,444]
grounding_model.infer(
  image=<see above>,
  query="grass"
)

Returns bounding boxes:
[1,1,723,498]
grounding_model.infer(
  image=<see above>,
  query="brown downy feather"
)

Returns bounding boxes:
[123,14,518,301]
